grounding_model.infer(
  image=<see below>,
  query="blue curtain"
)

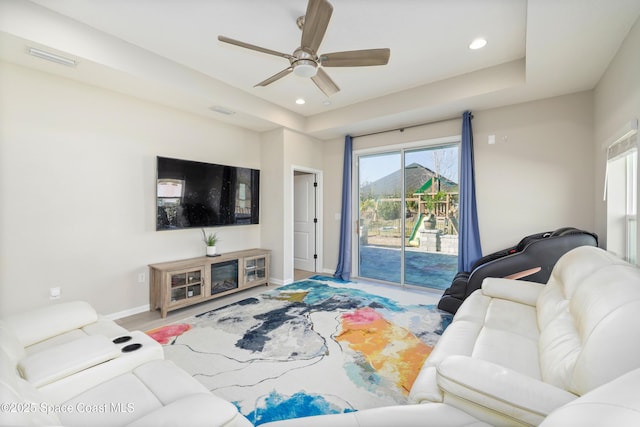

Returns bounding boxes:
[458,111,482,271]
[334,135,353,281]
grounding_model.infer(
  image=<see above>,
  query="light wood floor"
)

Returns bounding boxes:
[293,269,317,282]
[116,269,317,332]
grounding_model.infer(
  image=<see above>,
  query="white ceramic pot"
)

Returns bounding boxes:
[206,245,217,256]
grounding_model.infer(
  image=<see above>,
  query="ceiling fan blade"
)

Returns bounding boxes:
[218,35,293,60]
[254,67,293,87]
[311,68,340,96]
[301,0,333,54]
[319,48,390,67]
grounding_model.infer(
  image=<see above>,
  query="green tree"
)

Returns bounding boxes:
[423,191,447,213]
[378,201,401,220]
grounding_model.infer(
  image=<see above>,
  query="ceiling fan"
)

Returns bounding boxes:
[218,0,390,97]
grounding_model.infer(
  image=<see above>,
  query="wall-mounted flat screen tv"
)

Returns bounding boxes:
[156,156,259,230]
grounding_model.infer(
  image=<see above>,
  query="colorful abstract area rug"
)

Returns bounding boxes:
[146,276,452,426]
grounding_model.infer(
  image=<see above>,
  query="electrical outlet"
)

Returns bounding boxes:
[50,287,61,300]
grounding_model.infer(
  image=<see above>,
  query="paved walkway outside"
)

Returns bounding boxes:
[359,245,457,291]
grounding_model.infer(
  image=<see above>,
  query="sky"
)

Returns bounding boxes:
[358,145,459,185]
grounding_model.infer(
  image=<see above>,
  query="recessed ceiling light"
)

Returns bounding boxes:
[295,98,306,105]
[469,38,487,50]
[322,100,332,106]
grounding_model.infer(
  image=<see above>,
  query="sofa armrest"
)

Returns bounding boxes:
[3,301,98,347]
[481,278,544,306]
[437,356,577,426]
[408,365,444,403]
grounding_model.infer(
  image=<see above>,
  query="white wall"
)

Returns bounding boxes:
[0,62,262,317]
[473,92,595,252]
[260,128,324,284]
[594,16,640,253]
[259,128,286,282]
[321,138,346,274]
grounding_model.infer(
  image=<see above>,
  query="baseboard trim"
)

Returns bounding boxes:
[105,304,150,320]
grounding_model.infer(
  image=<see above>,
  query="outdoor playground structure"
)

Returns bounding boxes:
[360,177,459,255]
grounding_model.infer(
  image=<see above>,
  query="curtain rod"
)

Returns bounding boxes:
[352,114,465,139]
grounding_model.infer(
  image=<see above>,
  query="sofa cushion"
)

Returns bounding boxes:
[133,359,210,402]
[472,297,540,379]
[537,245,628,330]
[59,360,242,427]
[126,393,247,427]
[0,349,62,426]
[420,285,542,380]
[60,367,165,427]
[481,278,544,306]
[537,248,640,394]
[22,319,129,357]
[568,265,640,394]
[3,301,99,347]
[18,335,121,387]
[22,328,88,356]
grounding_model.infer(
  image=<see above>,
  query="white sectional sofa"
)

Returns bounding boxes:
[260,367,640,427]
[0,301,252,427]
[0,301,163,403]
[261,246,640,427]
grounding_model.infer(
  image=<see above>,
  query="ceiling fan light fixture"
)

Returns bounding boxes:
[218,0,390,96]
[293,60,318,78]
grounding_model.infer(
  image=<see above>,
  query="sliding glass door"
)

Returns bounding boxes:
[358,152,402,282]
[356,142,459,290]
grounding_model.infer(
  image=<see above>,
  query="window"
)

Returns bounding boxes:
[606,128,637,264]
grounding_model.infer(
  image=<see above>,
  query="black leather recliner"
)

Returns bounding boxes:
[437,227,598,314]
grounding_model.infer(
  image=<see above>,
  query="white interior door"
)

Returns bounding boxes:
[294,173,317,271]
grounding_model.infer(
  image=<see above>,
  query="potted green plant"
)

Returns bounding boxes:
[201,229,218,256]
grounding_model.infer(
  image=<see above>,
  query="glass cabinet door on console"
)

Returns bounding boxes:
[169,267,204,305]
[244,255,267,285]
